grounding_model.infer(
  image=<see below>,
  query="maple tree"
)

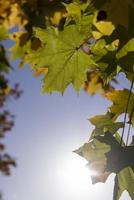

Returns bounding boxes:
[0,7,22,199]
[1,0,134,199]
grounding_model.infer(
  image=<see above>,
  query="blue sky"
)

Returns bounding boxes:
[0,55,132,200]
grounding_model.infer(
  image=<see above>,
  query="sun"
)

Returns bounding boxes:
[57,153,95,191]
[55,152,114,200]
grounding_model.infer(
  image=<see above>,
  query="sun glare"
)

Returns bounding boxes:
[57,154,93,191]
[55,153,114,200]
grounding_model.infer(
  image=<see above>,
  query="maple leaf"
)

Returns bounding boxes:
[89,112,123,137]
[88,38,119,83]
[74,137,111,184]
[97,133,134,200]
[92,0,134,28]
[84,70,114,95]
[26,25,96,93]
[96,133,134,173]
[117,38,134,60]
[75,132,134,199]
[105,89,134,125]
[64,2,82,23]
[114,167,134,200]
[116,38,134,73]
[94,21,115,36]
[64,1,94,34]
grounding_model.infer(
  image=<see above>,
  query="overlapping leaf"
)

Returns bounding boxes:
[75,132,134,200]
[98,134,134,200]
[92,0,134,27]
[114,167,134,200]
[84,70,114,95]
[117,38,134,60]
[64,1,94,31]
[94,21,115,36]
[105,89,134,125]
[89,112,123,137]
[74,136,111,184]
[116,38,134,73]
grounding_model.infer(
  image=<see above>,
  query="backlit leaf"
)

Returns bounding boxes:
[26,25,96,93]
[74,137,111,184]
[105,89,134,125]
[114,167,134,200]
[116,38,134,59]
[76,132,134,198]
[89,112,123,137]
[94,21,115,36]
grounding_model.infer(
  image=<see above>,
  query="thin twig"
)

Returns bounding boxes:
[126,98,134,145]
[120,75,134,146]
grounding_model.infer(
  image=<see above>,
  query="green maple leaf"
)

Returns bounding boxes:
[64,1,93,29]
[114,167,134,200]
[106,89,134,125]
[117,38,134,60]
[116,38,134,73]
[64,2,83,23]
[89,112,123,137]
[26,25,96,93]
[74,138,110,161]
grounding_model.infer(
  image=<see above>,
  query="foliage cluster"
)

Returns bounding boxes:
[1,0,134,199]
[0,16,22,176]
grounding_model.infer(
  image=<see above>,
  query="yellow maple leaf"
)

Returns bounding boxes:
[51,11,63,26]
[94,21,115,36]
